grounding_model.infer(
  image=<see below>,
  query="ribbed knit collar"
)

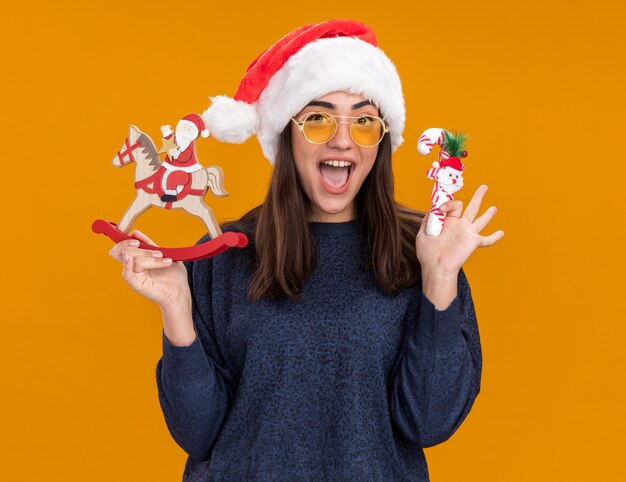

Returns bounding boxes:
[308,219,360,235]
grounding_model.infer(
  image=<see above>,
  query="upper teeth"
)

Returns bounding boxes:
[322,160,352,167]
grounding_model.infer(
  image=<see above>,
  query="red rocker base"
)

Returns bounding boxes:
[92,219,248,261]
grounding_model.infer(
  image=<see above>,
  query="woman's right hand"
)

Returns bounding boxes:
[109,230,191,310]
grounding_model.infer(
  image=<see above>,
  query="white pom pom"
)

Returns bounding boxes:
[200,129,210,138]
[203,96,258,144]
[417,141,432,156]
[432,161,440,168]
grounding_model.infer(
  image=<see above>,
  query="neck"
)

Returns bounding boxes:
[308,202,356,223]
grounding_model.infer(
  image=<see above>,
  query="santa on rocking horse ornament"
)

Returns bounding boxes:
[91,113,248,261]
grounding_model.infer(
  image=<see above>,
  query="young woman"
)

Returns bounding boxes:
[109,20,503,481]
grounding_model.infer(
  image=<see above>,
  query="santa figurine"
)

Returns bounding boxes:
[159,113,210,202]
[417,128,468,236]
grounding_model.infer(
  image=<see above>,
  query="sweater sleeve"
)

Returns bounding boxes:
[388,268,482,448]
[155,250,235,462]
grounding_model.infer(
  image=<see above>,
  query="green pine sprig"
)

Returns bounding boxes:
[442,130,469,158]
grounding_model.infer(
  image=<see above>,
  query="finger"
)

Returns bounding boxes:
[462,184,488,222]
[440,200,463,218]
[129,229,159,247]
[110,239,141,261]
[478,230,505,247]
[132,256,173,272]
[473,206,498,232]
[119,246,164,260]
[418,210,431,235]
[122,254,137,287]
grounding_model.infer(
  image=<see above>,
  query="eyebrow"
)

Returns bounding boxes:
[306,100,374,110]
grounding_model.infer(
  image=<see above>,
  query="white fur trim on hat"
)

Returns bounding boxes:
[257,36,404,163]
[203,95,258,144]
[203,36,404,164]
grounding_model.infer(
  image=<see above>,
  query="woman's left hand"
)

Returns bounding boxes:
[416,184,504,277]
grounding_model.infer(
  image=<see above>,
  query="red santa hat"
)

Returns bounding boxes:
[178,113,210,138]
[438,156,465,171]
[202,19,405,164]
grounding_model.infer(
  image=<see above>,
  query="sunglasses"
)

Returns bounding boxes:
[291,111,390,147]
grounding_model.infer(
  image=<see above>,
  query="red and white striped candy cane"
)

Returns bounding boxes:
[417,127,451,236]
[417,128,446,155]
[418,127,452,164]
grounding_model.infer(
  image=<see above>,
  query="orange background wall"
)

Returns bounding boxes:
[2,0,624,480]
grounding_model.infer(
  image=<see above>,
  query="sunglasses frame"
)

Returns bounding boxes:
[290,111,390,147]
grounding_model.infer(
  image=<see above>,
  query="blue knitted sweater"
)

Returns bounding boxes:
[156,219,482,481]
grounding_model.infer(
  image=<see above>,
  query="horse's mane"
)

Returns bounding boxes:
[138,132,161,171]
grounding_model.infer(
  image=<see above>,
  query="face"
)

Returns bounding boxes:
[437,167,464,194]
[176,122,197,140]
[290,91,381,222]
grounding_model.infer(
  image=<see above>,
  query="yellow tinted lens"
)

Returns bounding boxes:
[350,116,384,146]
[302,112,336,143]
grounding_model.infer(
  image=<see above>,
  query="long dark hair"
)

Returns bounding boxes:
[223,125,425,302]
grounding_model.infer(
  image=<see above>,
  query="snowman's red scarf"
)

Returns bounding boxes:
[135,164,205,209]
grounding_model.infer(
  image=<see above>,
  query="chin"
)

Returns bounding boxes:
[320,204,348,215]
[315,198,351,216]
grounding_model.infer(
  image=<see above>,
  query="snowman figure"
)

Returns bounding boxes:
[417,128,468,236]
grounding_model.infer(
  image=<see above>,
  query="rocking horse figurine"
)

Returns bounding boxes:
[92,114,248,261]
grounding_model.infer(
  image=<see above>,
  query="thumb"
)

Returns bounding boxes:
[418,209,431,235]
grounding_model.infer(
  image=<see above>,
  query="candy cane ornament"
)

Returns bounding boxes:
[417,128,468,236]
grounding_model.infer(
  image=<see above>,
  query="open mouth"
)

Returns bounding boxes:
[318,160,353,193]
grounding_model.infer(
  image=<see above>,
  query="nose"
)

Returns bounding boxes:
[327,121,353,150]
[452,179,456,184]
